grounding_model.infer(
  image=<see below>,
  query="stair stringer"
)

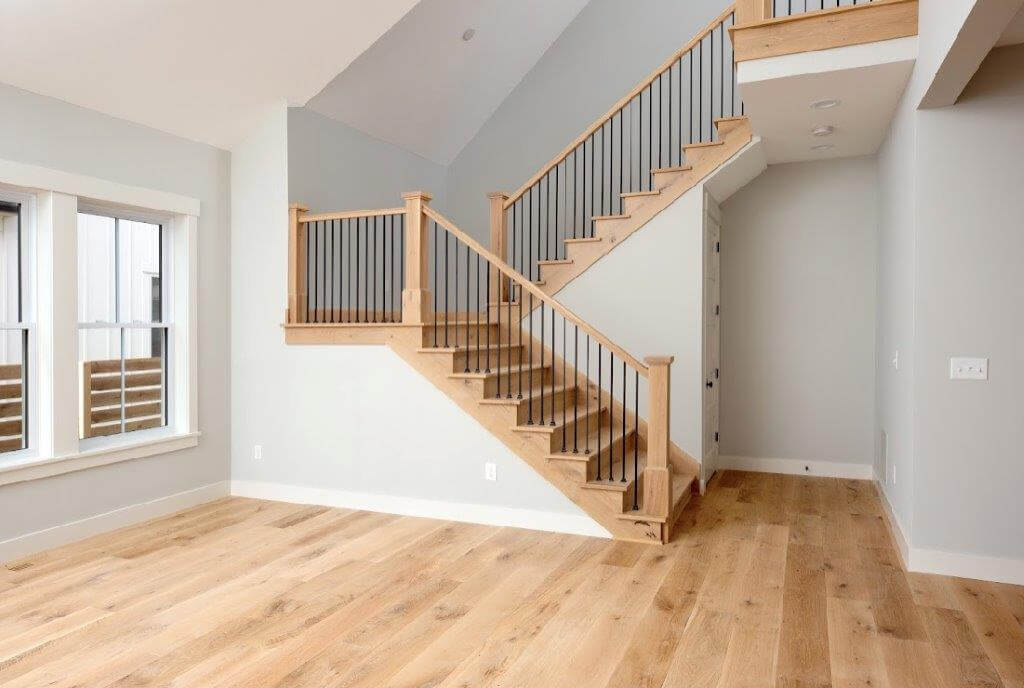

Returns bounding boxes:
[381,329,669,543]
[538,117,754,296]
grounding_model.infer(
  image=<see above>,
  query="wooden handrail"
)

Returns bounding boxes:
[503,4,737,210]
[298,207,406,223]
[422,205,649,377]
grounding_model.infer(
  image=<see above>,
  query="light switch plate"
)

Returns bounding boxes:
[950,357,988,380]
[484,462,497,481]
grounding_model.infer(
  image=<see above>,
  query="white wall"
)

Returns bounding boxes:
[910,44,1024,565]
[0,82,231,543]
[288,107,448,214]
[720,157,878,472]
[231,103,600,535]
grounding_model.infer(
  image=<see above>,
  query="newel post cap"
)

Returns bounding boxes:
[401,190,433,202]
[487,191,510,200]
[289,202,309,211]
[644,355,675,366]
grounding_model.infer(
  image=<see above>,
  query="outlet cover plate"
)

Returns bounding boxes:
[950,357,988,380]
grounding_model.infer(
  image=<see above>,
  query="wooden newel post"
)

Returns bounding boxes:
[288,202,309,323]
[735,0,771,24]
[401,191,433,323]
[487,192,509,303]
[643,356,673,529]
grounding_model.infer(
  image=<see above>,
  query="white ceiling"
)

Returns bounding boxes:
[996,6,1024,46]
[0,0,420,150]
[306,0,589,165]
[738,38,917,164]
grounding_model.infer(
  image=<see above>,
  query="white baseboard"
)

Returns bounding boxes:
[717,455,874,480]
[872,479,911,569]
[0,480,230,563]
[230,480,611,539]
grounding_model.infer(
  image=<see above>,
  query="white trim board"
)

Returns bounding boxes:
[0,480,229,563]
[874,479,1024,586]
[0,157,200,216]
[717,455,874,480]
[230,481,611,539]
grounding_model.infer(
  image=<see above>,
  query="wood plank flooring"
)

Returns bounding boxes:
[2,470,1022,687]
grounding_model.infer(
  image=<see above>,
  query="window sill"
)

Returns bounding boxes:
[0,430,201,487]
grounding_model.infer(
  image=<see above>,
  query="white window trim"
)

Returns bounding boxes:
[0,159,200,487]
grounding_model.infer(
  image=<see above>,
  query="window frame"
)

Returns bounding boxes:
[0,159,200,486]
[76,207,173,444]
[0,190,35,459]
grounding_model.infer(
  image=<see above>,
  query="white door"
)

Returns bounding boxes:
[702,199,721,483]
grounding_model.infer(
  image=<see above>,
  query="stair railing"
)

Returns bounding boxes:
[763,0,878,19]
[286,192,675,519]
[493,5,739,283]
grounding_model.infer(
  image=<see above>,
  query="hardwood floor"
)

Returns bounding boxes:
[2,471,1023,687]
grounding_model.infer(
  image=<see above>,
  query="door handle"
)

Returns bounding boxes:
[705,380,713,389]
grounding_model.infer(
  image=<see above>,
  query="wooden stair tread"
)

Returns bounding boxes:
[620,190,659,198]
[448,362,546,380]
[651,164,693,174]
[563,236,602,244]
[512,405,605,434]
[615,471,696,523]
[537,258,572,266]
[417,343,520,354]
[478,383,574,406]
[591,214,630,221]
[715,115,747,124]
[683,139,725,150]
[544,425,636,460]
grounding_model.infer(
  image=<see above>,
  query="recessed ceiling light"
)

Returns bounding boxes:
[811,143,835,151]
[462,28,476,41]
[810,99,841,109]
[812,125,835,137]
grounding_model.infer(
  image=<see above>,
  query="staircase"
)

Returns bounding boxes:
[282,7,753,543]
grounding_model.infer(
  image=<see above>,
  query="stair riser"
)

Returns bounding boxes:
[452,346,524,372]
[622,196,652,214]
[421,322,500,347]
[584,434,639,481]
[483,367,548,399]
[651,170,688,192]
[588,481,638,513]
[517,388,578,425]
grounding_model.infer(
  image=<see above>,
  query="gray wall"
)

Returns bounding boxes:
[720,157,878,467]
[288,107,447,214]
[445,0,729,241]
[910,44,1024,560]
[0,83,231,542]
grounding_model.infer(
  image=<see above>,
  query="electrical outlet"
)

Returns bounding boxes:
[484,462,497,481]
[950,357,988,380]
[254,445,262,460]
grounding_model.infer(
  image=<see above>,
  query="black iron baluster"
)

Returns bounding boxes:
[617,109,622,214]
[589,134,594,237]
[539,301,544,425]
[371,216,376,323]
[527,186,533,281]
[433,221,438,344]
[355,218,361,322]
[528,292,534,422]
[464,243,469,362]
[633,369,639,509]
[475,253,481,372]
[597,343,603,479]
[573,325,578,453]
[444,226,449,346]
[561,318,567,451]
[555,162,560,260]
[599,121,605,217]
[381,215,387,321]
[719,24,724,126]
[399,214,404,321]
[572,148,577,239]
[585,335,591,455]
[699,33,704,142]
[658,72,663,169]
[608,350,614,479]
[549,306,556,426]
[648,83,653,188]
[312,220,318,322]
[515,277,521,399]
[484,259,490,372]
[689,50,694,145]
[621,359,627,483]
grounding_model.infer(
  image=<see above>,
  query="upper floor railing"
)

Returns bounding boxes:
[770,0,878,18]
[495,5,740,282]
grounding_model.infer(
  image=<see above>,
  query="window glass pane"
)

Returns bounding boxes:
[124,328,165,433]
[0,330,25,453]
[77,213,117,323]
[118,220,161,323]
[1,204,20,323]
[80,328,122,439]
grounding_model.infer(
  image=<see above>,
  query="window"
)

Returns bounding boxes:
[77,212,168,439]
[0,200,27,454]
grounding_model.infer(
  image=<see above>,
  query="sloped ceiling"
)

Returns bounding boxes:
[0,0,421,149]
[306,0,590,165]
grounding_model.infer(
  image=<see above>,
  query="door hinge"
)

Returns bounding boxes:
[714,304,720,316]
[715,241,720,253]
[715,368,719,379]
[714,431,719,442]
